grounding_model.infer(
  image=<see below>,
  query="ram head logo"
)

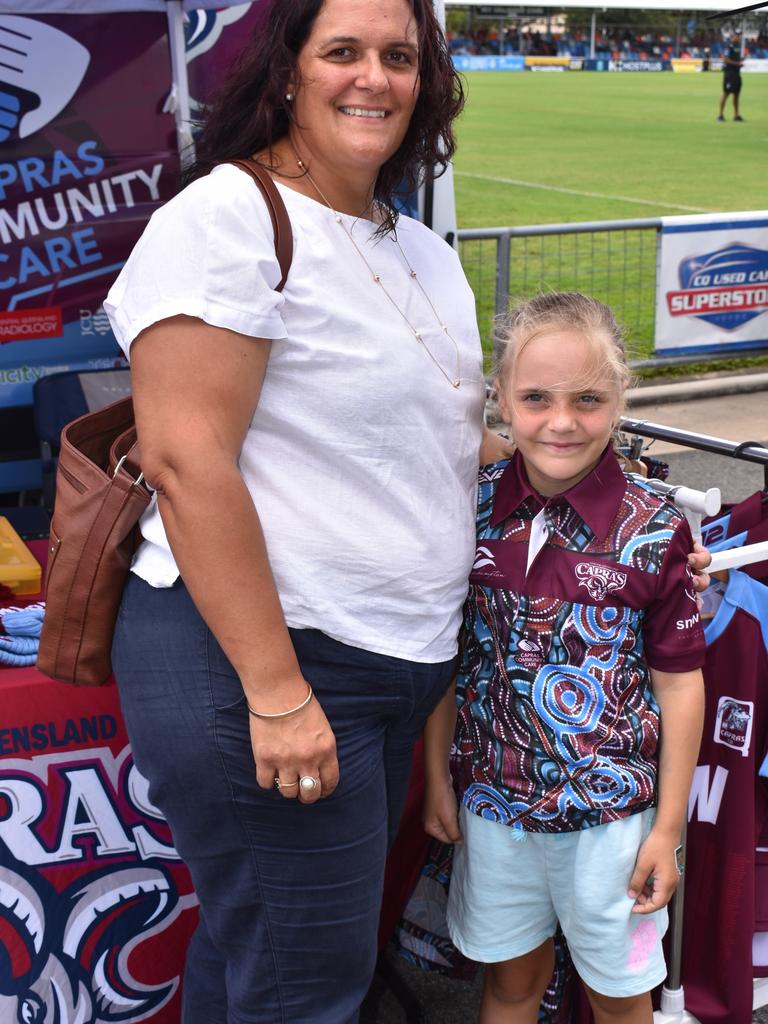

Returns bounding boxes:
[0,861,181,1024]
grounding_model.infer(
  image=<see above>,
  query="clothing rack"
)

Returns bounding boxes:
[619,417,768,491]
[709,539,768,574]
[621,416,768,1023]
[634,478,721,542]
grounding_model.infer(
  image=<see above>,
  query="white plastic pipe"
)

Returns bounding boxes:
[709,539,768,574]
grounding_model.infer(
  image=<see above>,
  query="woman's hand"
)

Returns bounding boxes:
[627,828,682,914]
[250,691,339,804]
[688,541,712,594]
[423,776,462,845]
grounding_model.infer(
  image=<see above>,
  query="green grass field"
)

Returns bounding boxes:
[452,71,767,363]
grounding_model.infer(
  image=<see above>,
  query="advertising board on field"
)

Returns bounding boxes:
[582,58,670,71]
[615,59,670,71]
[655,212,768,357]
[671,58,703,72]
[525,55,570,71]
[452,54,525,71]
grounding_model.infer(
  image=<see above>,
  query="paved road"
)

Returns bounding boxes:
[624,389,768,505]
[365,387,768,1023]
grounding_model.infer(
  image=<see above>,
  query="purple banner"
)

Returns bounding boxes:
[0,12,177,405]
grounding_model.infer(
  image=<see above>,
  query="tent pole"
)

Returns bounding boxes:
[590,10,596,58]
[166,0,194,170]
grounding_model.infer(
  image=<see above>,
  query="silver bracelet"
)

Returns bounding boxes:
[247,682,313,719]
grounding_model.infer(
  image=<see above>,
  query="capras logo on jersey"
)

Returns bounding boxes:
[575,562,627,601]
[666,243,768,331]
[714,696,754,756]
[0,17,90,143]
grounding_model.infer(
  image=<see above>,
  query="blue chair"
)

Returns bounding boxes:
[33,368,131,512]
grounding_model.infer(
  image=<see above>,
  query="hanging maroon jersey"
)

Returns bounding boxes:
[682,569,768,1024]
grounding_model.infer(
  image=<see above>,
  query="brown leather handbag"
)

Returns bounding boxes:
[37,159,293,685]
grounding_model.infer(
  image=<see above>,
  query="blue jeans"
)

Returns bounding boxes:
[112,575,454,1024]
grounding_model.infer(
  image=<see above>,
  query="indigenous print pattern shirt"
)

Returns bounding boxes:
[454,446,706,834]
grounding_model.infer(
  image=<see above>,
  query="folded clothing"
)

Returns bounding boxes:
[0,602,45,666]
[0,604,45,637]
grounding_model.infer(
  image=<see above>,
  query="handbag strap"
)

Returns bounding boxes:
[226,158,293,292]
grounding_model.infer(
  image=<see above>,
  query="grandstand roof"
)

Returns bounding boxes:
[449,0,741,12]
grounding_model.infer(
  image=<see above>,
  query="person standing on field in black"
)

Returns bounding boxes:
[718,34,744,121]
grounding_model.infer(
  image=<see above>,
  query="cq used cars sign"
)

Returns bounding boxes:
[655,213,768,356]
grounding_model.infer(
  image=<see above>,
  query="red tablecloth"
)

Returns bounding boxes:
[0,664,198,1024]
[1,538,197,1024]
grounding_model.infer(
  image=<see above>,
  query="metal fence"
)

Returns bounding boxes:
[457,217,662,367]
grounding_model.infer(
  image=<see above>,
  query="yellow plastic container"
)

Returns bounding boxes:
[0,517,42,595]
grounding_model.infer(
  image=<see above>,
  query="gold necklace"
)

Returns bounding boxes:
[295,157,464,390]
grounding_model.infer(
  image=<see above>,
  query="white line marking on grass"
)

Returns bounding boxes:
[455,172,710,213]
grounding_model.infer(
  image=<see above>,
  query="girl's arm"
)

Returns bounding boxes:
[423,680,462,844]
[628,667,705,913]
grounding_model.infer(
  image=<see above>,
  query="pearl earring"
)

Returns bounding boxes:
[285,92,294,102]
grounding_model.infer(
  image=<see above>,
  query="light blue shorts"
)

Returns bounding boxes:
[447,804,668,998]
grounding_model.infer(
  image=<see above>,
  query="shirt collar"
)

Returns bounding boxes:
[490,445,627,540]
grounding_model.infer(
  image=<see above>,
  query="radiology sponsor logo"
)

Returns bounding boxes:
[0,305,62,342]
[575,562,627,601]
[668,243,768,330]
[713,696,754,756]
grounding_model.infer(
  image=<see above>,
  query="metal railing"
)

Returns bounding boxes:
[458,217,662,366]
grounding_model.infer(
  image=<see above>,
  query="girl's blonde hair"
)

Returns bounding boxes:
[495,292,632,415]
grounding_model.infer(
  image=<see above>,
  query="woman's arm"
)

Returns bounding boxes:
[423,680,462,843]
[480,426,514,465]
[130,314,338,802]
[627,667,705,912]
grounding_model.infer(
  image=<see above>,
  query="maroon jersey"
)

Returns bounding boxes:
[702,491,768,583]
[682,570,768,1024]
[456,447,705,834]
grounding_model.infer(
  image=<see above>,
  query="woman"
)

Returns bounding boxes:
[105,1,487,1021]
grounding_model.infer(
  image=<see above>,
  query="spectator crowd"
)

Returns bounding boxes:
[447,25,768,61]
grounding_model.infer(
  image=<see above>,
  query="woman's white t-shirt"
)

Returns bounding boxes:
[104,163,485,663]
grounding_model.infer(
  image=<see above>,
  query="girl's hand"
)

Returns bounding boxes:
[249,692,339,804]
[688,541,711,594]
[627,829,682,914]
[423,776,463,844]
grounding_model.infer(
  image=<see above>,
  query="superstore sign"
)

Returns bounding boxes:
[655,215,768,355]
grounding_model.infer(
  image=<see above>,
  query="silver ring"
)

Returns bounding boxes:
[274,778,299,791]
[299,775,320,793]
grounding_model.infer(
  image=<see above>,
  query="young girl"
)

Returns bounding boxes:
[424,292,706,1024]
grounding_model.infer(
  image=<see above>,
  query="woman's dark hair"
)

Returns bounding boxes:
[187,0,465,232]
